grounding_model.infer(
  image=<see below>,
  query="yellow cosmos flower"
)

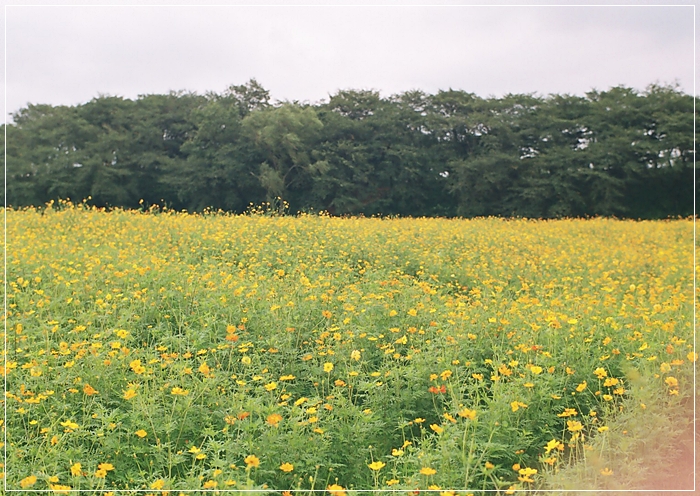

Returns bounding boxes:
[323,362,334,373]
[280,462,294,472]
[50,484,72,493]
[244,454,260,468]
[327,483,346,496]
[97,463,114,471]
[123,389,137,400]
[458,408,477,420]
[420,466,437,475]
[367,461,386,471]
[135,429,147,438]
[665,376,679,387]
[171,387,189,396]
[150,479,165,490]
[203,480,218,488]
[70,463,82,476]
[20,475,37,488]
[567,420,584,432]
[430,423,444,434]
[60,420,79,430]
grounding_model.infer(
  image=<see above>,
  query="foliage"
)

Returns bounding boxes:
[4,204,694,492]
[2,81,695,218]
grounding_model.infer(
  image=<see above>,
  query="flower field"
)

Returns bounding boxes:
[4,203,695,494]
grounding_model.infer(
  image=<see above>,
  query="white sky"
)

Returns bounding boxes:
[2,0,696,120]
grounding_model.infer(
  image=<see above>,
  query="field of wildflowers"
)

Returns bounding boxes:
[4,202,695,494]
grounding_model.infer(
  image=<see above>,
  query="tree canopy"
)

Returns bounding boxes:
[3,80,696,218]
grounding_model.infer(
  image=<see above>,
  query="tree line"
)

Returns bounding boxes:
[3,80,696,218]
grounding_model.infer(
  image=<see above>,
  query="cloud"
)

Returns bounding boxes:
[4,3,694,119]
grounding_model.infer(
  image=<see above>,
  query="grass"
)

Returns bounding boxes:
[3,201,695,494]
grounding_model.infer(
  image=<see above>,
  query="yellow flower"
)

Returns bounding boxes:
[129,359,146,375]
[97,463,114,471]
[386,479,399,486]
[420,466,437,475]
[544,439,562,453]
[135,429,147,438]
[603,377,619,387]
[203,480,218,488]
[280,462,294,472]
[171,386,189,396]
[600,467,613,476]
[484,461,495,470]
[567,420,584,432]
[458,408,477,420]
[367,461,386,471]
[150,479,165,490]
[323,362,334,373]
[123,389,137,400]
[392,448,404,456]
[593,367,607,379]
[94,468,107,478]
[70,462,82,476]
[665,376,679,388]
[576,381,587,392]
[60,420,79,430]
[351,350,361,361]
[429,423,444,434]
[20,475,37,488]
[518,467,537,483]
[50,484,72,493]
[241,356,252,365]
[198,362,211,375]
[529,365,543,375]
[244,454,260,468]
[327,483,346,496]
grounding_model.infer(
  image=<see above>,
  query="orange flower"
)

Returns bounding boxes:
[83,384,99,396]
[266,413,283,426]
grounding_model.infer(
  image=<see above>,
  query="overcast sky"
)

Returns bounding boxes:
[3,0,696,120]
